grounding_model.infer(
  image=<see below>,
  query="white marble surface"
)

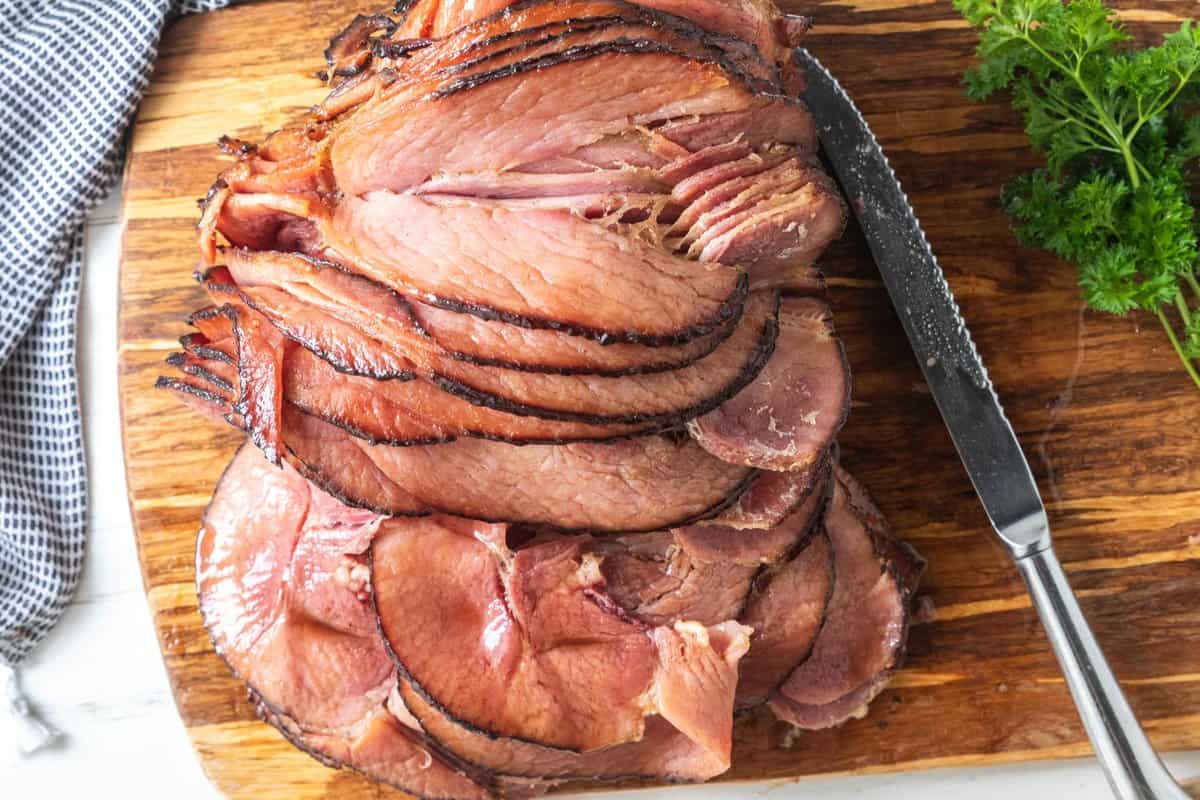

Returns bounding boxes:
[1,187,1197,799]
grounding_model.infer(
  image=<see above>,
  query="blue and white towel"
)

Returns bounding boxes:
[0,0,231,749]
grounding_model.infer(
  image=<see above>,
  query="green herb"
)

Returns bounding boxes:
[954,0,1200,390]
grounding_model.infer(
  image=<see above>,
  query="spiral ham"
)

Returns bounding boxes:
[160,0,923,794]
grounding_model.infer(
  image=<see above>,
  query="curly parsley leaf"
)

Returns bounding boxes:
[955,1,1200,390]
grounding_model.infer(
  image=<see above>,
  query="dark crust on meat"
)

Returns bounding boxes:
[739,462,835,604]
[288,397,454,448]
[768,469,926,724]
[180,310,677,446]
[372,37,436,59]
[254,698,498,800]
[184,284,710,447]
[223,248,743,378]
[201,273,419,381]
[421,270,749,348]
[435,17,630,78]
[432,37,784,106]
[430,300,742,377]
[280,438,432,519]
[204,268,779,428]
[427,304,777,426]
[435,333,731,376]
[324,14,397,69]
[217,135,257,158]
[431,0,785,96]
[154,375,231,411]
[180,332,236,366]
[293,405,761,532]
[165,351,234,394]
[222,302,282,465]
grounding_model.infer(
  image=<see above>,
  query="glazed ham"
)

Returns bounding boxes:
[163,0,924,794]
[198,445,492,799]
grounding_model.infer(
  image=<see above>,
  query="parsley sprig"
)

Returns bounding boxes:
[955,0,1200,390]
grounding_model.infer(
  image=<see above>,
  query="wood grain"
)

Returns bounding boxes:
[117,1,1200,797]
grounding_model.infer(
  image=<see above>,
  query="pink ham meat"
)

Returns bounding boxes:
[214,190,748,346]
[690,297,849,471]
[178,313,651,444]
[600,474,826,628]
[196,444,491,799]
[711,450,830,530]
[768,467,926,728]
[327,29,803,197]
[164,0,931,790]
[371,517,751,782]
[159,352,757,531]
[403,0,809,76]
[203,255,781,427]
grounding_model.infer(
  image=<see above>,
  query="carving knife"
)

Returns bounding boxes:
[795,47,1190,800]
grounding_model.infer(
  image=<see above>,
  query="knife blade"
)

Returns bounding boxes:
[795,48,1189,800]
[795,47,1049,558]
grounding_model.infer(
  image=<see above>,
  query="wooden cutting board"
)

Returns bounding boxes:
[118,1,1200,797]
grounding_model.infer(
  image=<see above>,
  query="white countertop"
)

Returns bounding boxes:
[1,187,1196,799]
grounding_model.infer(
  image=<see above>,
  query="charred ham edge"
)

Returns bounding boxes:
[225,247,741,378]
[768,466,926,729]
[159,340,760,531]
[200,266,781,429]
[181,304,284,464]
[208,190,752,348]
[422,2,783,92]
[599,468,828,629]
[178,315,658,446]
[734,527,834,709]
[712,447,831,530]
[371,517,750,780]
[731,468,836,708]
[324,14,398,79]
[196,445,493,800]
[323,0,796,124]
[252,698,497,800]
[407,0,804,81]
[689,297,849,471]
[328,33,813,198]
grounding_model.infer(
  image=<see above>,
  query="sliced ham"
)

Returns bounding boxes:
[214,190,749,345]
[690,297,849,470]
[196,444,492,799]
[599,479,822,628]
[372,516,750,781]
[712,452,830,530]
[204,259,779,427]
[169,0,926,787]
[159,365,757,531]
[328,25,810,196]
[768,467,925,728]
[222,247,741,378]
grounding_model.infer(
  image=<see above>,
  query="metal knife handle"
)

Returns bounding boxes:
[1016,547,1190,800]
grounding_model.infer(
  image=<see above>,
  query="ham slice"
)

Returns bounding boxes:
[599,479,822,628]
[328,27,808,196]
[159,363,757,531]
[690,297,849,470]
[768,467,926,728]
[372,517,751,781]
[208,253,780,427]
[197,444,491,799]
[214,190,750,346]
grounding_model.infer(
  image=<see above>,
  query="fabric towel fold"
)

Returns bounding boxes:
[0,0,232,746]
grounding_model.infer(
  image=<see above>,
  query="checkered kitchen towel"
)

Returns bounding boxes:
[0,0,231,748]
